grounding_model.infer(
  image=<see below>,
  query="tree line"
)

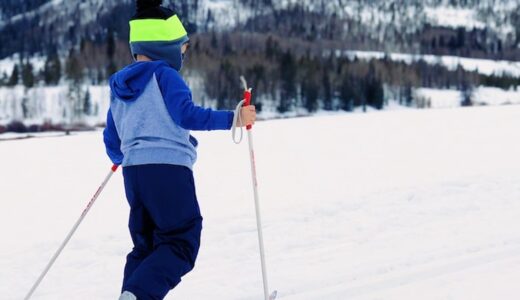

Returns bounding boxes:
[1,31,519,118]
[185,32,520,112]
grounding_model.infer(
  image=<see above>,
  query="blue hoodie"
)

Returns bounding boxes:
[103,60,234,169]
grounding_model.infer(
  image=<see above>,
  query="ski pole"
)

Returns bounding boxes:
[236,76,277,300]
[24,164,119,300]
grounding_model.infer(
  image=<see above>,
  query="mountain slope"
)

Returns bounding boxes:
[0,0,518,59]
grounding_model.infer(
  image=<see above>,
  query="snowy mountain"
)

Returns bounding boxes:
[0,0,519,59]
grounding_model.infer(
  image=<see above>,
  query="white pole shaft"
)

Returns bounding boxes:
[247,130,270,300]
[24,166,118,300]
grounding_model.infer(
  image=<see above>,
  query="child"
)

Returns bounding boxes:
[103,1,256,299]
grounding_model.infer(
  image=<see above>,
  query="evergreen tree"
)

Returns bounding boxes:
[210,31,218,49]
[67,82,83,123]
[340,76,355,111]
[364,63,384,110]
[21,93,29,118]
[106,61,117,78]
[7,64,19,86]
[403,84,413,106]
[365,77,384,110]
[461,81,473,107]
[302,79,319,113]
[265,35,278,59]
[106,30,117,77]
[0,72,7,86]
[215,59,235,110]
[322,71,333,111]
[107,30,116,59]
[278,51,297,113]
[84,88,92,115]
[222,33,233,55]
[97,70,105,85]
[21,61,35,88]
[43,52,62,85]
[65,50,82,83]
[64,50,84,123]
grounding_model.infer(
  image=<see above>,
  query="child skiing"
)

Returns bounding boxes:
[103,0,256,299]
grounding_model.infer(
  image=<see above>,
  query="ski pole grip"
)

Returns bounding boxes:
[243,88,253,130]
[111,164,119,172]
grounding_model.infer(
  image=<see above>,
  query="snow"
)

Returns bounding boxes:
[414,88,462,108]
[0,55,46,76]
[423,7,486,30]
[343,50,520,77]
[0,131,68,141]
[0,85,110,126]
[195,0,253,30]
[415,86,520,108]
[2,105,520,299]
[472,86,520,106]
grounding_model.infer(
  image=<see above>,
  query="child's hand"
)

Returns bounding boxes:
[238,105,257,127]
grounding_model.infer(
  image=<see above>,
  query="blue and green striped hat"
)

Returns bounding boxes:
[129,0,189,71]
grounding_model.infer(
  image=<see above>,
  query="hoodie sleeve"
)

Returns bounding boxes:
[156,67,234,131]
[103,109,124,165]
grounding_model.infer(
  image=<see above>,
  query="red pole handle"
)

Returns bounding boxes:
[243,88,253,130]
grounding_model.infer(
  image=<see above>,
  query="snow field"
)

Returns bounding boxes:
[1,105,520,299]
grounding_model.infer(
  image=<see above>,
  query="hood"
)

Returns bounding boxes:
[109,60,169,101]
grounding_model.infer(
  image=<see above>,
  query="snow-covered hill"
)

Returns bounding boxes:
[0,0,519,58]
[1,106,520,299]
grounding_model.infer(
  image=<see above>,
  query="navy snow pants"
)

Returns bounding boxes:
[121,164,202,300]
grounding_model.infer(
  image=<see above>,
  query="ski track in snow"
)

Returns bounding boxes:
[1,105,520,299]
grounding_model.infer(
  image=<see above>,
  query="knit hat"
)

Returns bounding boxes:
[129,0,189,71]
